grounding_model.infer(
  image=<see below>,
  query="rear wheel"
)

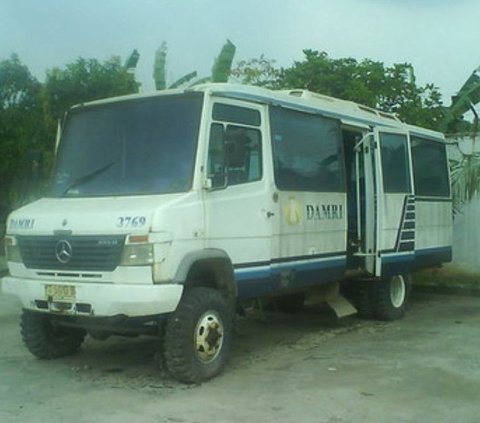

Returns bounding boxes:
[342,280,374,319]
[21,310,86,359]
[371,275,411,321]
[164,288,233,383]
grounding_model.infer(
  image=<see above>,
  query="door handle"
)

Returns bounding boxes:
[266,211,275,218]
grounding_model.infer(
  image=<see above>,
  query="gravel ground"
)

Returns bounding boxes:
[1,284,480,423]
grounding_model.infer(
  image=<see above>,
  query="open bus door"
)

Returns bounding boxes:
[356,128,415,277]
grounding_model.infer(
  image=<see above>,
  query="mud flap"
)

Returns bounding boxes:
[307,282,357,318]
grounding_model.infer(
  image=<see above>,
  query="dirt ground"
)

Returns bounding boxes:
[1,286,480,423]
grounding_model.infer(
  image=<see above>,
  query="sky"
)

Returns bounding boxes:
[1,0,479,104]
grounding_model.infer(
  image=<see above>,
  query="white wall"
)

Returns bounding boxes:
[452,195,480,271]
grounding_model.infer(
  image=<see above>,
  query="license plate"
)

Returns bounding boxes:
[45,285,76,301]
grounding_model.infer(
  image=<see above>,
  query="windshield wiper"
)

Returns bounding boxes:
[61,161,115,197]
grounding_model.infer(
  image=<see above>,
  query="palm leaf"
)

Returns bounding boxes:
[169,71,198,89]
[153,42,167,90]
[450,153,480,212]
[445,66,480,131]
[188,76,212,87]
[124,49,140,71]
[211,39,236,83]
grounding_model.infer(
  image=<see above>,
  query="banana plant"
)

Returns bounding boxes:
[187,39,236,86]
[445,66,480,133]
[153,42,167,90]
[153,42,197,90]
[211,39,236,83]
[169,71,198,89]
[153,40,236,90]
[124,49,140,72]
[446,65,480,210]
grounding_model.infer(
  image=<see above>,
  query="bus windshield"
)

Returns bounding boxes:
[50,92,203,198]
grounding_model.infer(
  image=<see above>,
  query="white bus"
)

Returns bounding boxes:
[2,83,452,383]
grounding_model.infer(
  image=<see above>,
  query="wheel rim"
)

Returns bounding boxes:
[194,311,224,363]
[390,275,406,308]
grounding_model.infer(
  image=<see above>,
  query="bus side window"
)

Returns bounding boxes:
[411,136,450,197]
[270,106,344,192]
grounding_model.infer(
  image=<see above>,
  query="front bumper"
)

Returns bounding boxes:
[1,276,183,317]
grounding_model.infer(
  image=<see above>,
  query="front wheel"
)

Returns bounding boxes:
[164,288,233,383]
[371,275,411,321]
[21,310,86,359]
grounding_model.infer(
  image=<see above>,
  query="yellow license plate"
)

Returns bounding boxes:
[45,285,76,301]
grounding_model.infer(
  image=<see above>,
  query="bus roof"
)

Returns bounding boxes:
[74,83,444,141]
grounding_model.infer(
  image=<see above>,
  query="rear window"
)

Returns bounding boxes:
[411,136,450,197]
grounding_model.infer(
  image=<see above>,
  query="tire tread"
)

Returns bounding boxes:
[164,288,232,383]
[371,275,411,321]
[21,310,85,359]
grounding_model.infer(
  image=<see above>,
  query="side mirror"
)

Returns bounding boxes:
[55,118,63,155]
[203,178,213,190]
[204,169,228,191]
[207,124,228,190]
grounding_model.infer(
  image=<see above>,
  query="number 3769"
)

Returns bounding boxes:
[117,216,146,228]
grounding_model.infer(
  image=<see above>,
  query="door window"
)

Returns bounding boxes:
[207,103,262,188]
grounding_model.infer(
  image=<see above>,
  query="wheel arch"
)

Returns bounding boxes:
[173,249,237,303]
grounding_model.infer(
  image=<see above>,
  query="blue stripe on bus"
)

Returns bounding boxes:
[414,246,452,269]
[381,252,415,277]
[380,247,453,276]
[234,255,346,299]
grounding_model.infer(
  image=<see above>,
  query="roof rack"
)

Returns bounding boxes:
[282,89,401,122]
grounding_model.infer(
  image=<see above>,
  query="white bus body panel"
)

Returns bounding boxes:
[1,84,453,318]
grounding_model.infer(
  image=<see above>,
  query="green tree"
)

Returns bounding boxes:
[280,50,445,130]
[231,54,280,88]
[233,50,444,130]
[0,53,141,234]
[0,54,45,228]
[43,56,139,121]
[153,39,236,90]
[41,55,140,184]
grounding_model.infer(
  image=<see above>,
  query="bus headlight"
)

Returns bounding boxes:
[120,234,154,266]
[4,236,21,263]
[120,243,154,266]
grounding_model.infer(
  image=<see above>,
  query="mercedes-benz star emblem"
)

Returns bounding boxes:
[55,240,73,264]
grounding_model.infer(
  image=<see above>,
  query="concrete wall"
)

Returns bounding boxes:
[452,196,480,272]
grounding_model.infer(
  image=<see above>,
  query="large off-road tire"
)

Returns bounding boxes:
[371,274,411,321]
[164,288,233,384]
[342,280,374,319]
[21,310,86,359]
